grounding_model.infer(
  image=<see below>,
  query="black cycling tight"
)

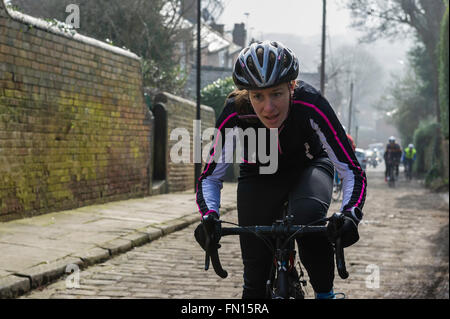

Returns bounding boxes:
[237,157,335,299]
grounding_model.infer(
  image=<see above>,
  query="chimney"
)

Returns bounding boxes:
[232,23,247,47]
[181,0,197,23]
[211,23,224,35]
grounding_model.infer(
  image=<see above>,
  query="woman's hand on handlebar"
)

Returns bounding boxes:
[194,212,221,251]
[327,208,363,248]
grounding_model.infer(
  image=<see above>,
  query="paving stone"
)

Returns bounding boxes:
[19,171,449,299]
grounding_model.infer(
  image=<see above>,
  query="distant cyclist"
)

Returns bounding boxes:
[402,143,416,179]
[384,136,402,182]
[344,128,356,152]
[194,41,366,299]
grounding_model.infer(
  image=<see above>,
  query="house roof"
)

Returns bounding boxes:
[161,2,242,55]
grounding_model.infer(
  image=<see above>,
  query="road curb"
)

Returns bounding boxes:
[0,275,30,299]
[0,205,236,299]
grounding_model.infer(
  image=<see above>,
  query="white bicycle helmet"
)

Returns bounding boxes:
[232,41,299,90]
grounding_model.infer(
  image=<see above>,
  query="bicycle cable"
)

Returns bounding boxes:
[220,220,276,255]
[281,217,330,249]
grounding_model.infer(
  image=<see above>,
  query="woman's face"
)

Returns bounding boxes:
[249,82,294,128]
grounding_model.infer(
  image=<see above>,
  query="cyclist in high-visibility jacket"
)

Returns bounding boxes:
[194,41,366,299]
[402,143,417,177]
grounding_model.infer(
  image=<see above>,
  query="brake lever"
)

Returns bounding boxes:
[329,212,349,279]
[335,236,349,279]
[209,247,228,278]
[202,218,227,278]
[204,252,210,271]
[203,227,212,271]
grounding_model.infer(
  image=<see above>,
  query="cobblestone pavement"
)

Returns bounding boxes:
[21,166,449,299]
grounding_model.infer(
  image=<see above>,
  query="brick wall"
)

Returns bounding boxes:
[153,92,215,193]
[0,2,153,221]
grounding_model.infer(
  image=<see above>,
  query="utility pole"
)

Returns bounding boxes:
[348,81,354,135]
[355,125,359,146]
[320,0,326,95]
[194,0,201,190]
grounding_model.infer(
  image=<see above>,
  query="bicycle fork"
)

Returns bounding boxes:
[267,242,306,299]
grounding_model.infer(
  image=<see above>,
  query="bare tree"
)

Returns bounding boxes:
[344,0,446,122]
[326,45,383,119]
[10,0,225,94]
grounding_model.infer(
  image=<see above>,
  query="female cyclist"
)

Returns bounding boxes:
[195,41,366,299]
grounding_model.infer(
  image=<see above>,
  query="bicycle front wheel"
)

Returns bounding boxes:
[388,165,395,188]
[274,270,289,299]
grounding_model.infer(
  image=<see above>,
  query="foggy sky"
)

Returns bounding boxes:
[217,0,413,74]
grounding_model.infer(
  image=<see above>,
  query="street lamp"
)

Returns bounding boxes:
[320,0,326,95]
[194,0,201,190]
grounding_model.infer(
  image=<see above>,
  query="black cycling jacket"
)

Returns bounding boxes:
[196,81,367,217]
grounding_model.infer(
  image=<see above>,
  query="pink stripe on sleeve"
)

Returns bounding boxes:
[293,100,366,208]
[196,112,238,216]
[199,112,238,179]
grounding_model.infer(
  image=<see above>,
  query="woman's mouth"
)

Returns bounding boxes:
[264,114,279,122]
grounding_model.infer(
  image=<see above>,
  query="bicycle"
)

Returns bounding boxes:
[201,204,350,299]
[332,171,343,202]
[386,161,396,188]
[404,160,413,181]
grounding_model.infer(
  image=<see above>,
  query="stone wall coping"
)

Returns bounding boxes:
[0,0,140,61]
[154,91,215,114]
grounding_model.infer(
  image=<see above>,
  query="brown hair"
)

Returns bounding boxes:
[226,89,253,115]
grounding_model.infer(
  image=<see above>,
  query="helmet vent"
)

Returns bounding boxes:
[235,62,244,77]
[283,50,292,68]
[267,51,276,81]
[256,47,264,67]
[246,55,262,83]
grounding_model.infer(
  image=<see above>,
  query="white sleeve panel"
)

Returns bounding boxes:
[310,119,356,211]
[198,127,237,216]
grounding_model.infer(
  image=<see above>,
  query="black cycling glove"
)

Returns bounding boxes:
[328,207,363,248]
[194,212,221,251]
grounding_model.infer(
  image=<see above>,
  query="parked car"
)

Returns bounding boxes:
[355,148,367,170]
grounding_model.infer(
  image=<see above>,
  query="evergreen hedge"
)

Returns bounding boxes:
[439,4,449,139]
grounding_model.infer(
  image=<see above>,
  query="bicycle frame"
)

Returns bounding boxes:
[404,160,413,181]
[269,220,305,299]
[387,162,396,187]
[332,170,343,202]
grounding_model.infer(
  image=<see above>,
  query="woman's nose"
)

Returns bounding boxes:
[263,98,276,112]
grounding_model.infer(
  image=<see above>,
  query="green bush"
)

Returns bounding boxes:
[413,120,440,174]
[425,163,441,187]
[201,77,236,119]
[439,4,449,139]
